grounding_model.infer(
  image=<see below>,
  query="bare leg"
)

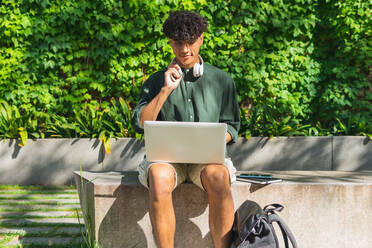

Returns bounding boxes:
[148,164,176,248]
[201,164,234,248]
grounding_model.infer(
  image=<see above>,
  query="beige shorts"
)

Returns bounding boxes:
[138,158,236,191]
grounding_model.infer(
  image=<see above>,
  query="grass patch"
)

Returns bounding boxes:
[0,201,79,206]
[1,214,83,219]
[0,185,89,247]
[3,239,83,248]
[0,233,19,247]
[0,230,83,238]
[0,185,76,191]
[0,222,84,228]
[6,243,83,248]
[0,190,77,195]
[0,207,82,212]
[0,196,79,200]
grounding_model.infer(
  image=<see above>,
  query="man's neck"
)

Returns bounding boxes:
[177,56,201,69]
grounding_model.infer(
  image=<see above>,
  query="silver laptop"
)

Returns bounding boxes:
[144,121,227,164]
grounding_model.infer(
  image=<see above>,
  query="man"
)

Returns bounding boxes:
[131,10,240,248]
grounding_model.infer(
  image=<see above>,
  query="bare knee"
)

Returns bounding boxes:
[201,164,230,195]
[148,164,176,200]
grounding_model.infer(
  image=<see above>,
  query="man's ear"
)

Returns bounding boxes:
[200,34,204,44]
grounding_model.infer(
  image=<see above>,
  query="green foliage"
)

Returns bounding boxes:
[0,100,40,145]
[0,0,371,141]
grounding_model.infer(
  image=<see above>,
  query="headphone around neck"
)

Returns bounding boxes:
[171,55,204,78]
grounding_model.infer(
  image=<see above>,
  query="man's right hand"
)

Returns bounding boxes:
[139,61,182,126]
[164,62,182,90]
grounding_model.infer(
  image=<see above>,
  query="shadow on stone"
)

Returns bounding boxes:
[98,183,148,247]
[249,183,268,193]
[98,142,105,164]
[12,140,22,159]
[120,138,144,159]
[96,172,211,247]
[332,136,372,171]
[362,136,370,146]
[228,137,333,171]
[91,138,100,149]
[173,184,211,247]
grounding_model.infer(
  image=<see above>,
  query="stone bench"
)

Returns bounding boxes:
[74,170,372,248]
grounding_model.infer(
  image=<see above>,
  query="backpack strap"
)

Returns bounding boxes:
[263,203,284,213]
[268,213,298,248]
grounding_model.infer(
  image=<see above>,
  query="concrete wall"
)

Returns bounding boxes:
[0,137,371,185]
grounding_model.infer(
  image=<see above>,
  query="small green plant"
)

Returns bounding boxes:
[76,208,102,248]
[0,100,40,146]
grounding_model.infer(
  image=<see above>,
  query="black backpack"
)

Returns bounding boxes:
[230,200,298,248]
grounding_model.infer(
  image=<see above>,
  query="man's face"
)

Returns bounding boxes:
[169,35,203,69]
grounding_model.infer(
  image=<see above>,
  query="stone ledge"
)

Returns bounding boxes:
[74,170,372,248]
[1,136,371,185]
[333,136,372,170]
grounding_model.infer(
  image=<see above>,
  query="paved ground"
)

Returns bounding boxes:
[0,186,85,247]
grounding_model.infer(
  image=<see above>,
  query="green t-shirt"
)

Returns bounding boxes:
[131,63,240,144]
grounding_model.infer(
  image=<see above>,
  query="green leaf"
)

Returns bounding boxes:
[44,60,55,69]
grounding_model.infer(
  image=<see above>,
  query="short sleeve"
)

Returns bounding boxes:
[219,77,240,144]
[131,73,163,133]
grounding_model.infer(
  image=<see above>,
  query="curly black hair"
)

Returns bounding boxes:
[162,11,208,44]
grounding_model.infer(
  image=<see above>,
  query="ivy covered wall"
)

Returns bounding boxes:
[0,0,371,143]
